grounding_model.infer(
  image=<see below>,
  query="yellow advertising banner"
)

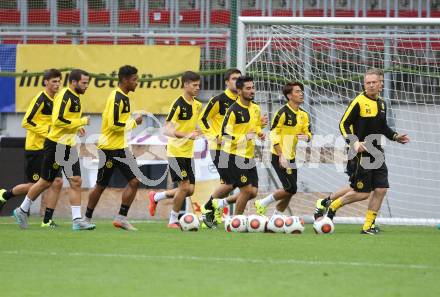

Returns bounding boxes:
[15,44,200,114]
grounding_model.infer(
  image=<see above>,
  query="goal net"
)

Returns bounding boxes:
[238,17,440,225]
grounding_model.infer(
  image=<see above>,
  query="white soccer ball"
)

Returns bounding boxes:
[284,216,305,234]
[266,215,286,233]
[246,215,267,233]
[179,213,200,231]
[229,215,248,232]
[313,216,334,234]
[224,216,232,232]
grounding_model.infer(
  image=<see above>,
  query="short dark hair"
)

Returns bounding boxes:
[283,81,304,100]
[182,71,200,84]
[43,68,61,82]
[69,69,89,83]
[224,68,241,82]
[235,76,253,90]
[118,65,138,82]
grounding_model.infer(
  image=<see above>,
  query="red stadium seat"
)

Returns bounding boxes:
[27,38,53,44]
[335,9,356,17]
[398,10,419,17]
[88,9,110,25]
[56,38,72,44]
[303,9,326,17]
[2,38,23,44]
[179,37,206,46]
[334,39,362,50]
[85,38,113,44]
[154,38,176,45]
[398,40,427,50]
[148,9,170,25]
[366,40,384,51]
[430,11,440,17]
[366,10,394,17]
[0,9,20,25]
[211,9,230,25]
[117,38,145,45]
[28,9,50,25]
[119,9,140,25]
[271,38,301,50]
[271,9,294,17]
[241,9,263,16]
[58,9,80,25]
[179,10,201,25]
[430,38,440,50]
[247,38,266,49]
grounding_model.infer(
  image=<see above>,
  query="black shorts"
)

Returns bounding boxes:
[210,149,229,184]
[271,154,297,194]
[25,150,62,183]
[96,148,138,187]
[222,154,258,188]
[349,154,389,192]
[41,139,81,182]
[168,157,195,184]
[346,158,357,183]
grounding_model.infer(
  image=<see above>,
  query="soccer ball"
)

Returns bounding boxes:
[229,215,248,232]
[313,216,334,234]
[179,213,200,231]
[246,215,267,233]
[266,215,285,233]
[284,216,305,234]
[224,216,232,232]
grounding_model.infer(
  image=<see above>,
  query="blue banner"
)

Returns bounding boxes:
[0,44,16,112]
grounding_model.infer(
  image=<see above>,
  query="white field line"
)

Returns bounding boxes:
[1,250,437,271]
[0,220,162,225]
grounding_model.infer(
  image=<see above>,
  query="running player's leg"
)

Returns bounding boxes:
[41,176,63,227]
[63,145,95,231]
[85,149,114,222]
[13,141,57,229]
[361,162,389,234]
[113,148,140,231]
[148,188,177,217]
[2,150,44,204]
[167,157,195,227]
[255,155,296,215]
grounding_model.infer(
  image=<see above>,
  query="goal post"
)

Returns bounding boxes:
[237,17,440,226]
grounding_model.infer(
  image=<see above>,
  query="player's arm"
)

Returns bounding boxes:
[339,99,360,143]
[221,109,240,139]
[54,98,89,129]
[255,106,265,140]
[381,102,409,144]
[270,110,286,155]
[270,110,289,168]
[299,112,312,142]
[21,96,49,136]
[198,97,220,139]
[108,96,137,132]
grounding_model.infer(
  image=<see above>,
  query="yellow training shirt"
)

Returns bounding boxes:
[166,95,203,158]
[21,91,54,151]
[199,88,238,150]
[339,92,396,152]
[270,104,312,160]
[47,87,88,146]
[221,99,262,159]
[98,88,137,150]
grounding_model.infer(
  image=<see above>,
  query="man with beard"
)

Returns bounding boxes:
[13,69,95,231]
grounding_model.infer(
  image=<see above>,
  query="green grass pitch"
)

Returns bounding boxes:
[1,217,439,297]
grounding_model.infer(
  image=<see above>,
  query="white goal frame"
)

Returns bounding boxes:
[237,17,440,226]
